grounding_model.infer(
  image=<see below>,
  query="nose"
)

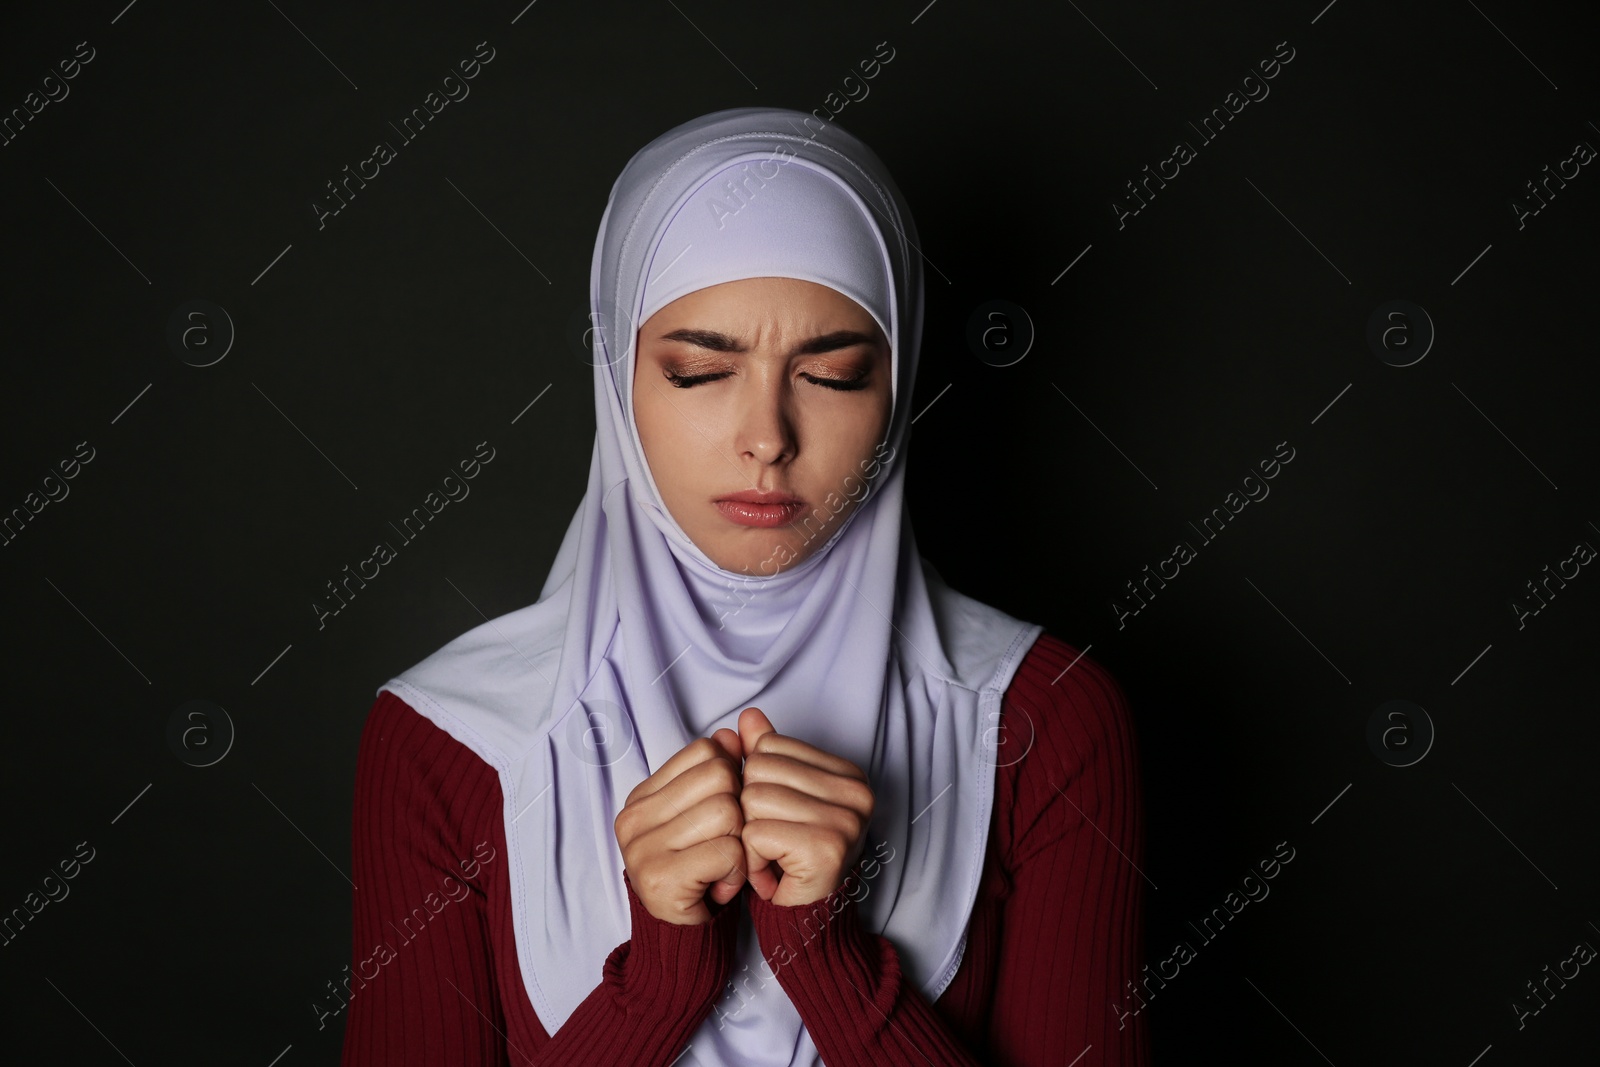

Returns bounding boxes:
[734,377,796,467]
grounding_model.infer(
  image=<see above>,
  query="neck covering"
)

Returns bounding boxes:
[378,106,1042,1067]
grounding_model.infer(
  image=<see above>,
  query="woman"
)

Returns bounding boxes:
[340,107,1149,1066]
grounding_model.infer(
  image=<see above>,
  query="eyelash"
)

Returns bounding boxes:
[663,370,869,392]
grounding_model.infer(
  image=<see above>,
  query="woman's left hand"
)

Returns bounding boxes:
[736,707,876,907]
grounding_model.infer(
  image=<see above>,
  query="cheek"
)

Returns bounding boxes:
[833,388,892,466]
[634,388,722,496]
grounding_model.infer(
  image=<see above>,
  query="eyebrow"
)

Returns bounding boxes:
[653,328,882,357]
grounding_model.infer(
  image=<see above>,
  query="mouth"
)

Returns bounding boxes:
[714,490,806,528]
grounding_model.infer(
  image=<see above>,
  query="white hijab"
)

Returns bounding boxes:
[379,106,1042,1066]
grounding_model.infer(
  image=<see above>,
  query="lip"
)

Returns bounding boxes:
[714,490,806,528]
[718,489,803,505]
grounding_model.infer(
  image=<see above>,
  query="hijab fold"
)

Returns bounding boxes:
[380,106,1041,1067]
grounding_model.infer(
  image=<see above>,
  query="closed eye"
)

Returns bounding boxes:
[663,370,870,391]
[805,373,870,392]
[662,370,729,389]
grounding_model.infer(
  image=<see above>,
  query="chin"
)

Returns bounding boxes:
[702,532,809,577]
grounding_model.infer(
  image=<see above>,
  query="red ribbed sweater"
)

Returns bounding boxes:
[336,632,1150,1066]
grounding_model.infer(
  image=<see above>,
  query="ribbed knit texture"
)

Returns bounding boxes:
[339,632,1150,1065]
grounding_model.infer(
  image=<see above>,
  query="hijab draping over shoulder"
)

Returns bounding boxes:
[379,106,1042,1067]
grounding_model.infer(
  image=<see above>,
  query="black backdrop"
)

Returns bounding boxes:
[2,1,1596,1063]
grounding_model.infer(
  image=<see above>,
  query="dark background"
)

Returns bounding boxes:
[2,1,1596,1063]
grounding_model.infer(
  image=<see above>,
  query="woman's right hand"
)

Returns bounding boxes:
[614,728,748,925]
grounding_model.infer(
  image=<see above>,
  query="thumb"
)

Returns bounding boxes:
[738,707,775,759]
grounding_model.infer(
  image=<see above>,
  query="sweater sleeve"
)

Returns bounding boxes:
[339,690,741,1066]
[984,635,1152,1066]
[743,634,1151,1066]
[746,877,984,1066]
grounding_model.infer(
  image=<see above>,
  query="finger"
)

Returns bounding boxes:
[742,819,853,898]
[737,706,776,761]
[710,854,748,898]
[631,750,741,830]
[742,752,875,816]
[638,791,743,855]
[711,727,743,766]
[636,838,747,926]
[747,863,780,901]
[742,730,867,782]
[676,836,749,895]
[740,781,865,841]
[744,832,780,901]
[741,818,809,869]
[626,736,738,806]
[619,756,740,850]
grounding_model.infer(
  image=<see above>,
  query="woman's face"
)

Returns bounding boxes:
[632,276,893,576]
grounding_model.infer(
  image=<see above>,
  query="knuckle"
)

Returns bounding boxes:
[713,793,743,834]
[639,865,669,901]
[841,810,864,841]
[826,831,851,867]
[683,756,736,799]
[747,751,789,781]
[715,837,745,873]
[712,759,740,793]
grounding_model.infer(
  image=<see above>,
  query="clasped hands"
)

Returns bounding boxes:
[614,707,875,925]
